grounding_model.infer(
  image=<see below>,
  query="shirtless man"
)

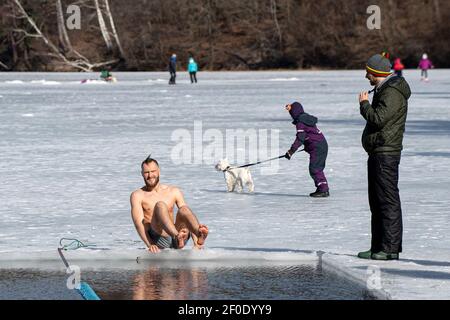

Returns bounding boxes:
[131,156,209,253]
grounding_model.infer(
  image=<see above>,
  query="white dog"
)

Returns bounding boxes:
[215,159,255,193]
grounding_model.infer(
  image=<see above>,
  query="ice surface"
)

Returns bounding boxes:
[0,70,449,299]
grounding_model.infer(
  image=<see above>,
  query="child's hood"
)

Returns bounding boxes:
[290,102,318,126]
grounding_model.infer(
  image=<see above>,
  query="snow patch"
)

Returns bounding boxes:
[5,80,24,84]
[270,77,301,81]
[31,80,61,85]
[81,80,107,85]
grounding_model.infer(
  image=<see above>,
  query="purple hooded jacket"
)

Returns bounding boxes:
[419,59,433,70]
[289,102,326,154]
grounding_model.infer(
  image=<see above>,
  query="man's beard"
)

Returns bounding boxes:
[145,176,160,189]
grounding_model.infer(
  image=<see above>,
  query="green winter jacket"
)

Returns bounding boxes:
[360,76,411,155]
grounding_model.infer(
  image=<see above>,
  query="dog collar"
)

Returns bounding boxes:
[223,166,231,172]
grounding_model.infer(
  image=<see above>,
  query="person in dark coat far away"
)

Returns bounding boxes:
[169,54,177,85]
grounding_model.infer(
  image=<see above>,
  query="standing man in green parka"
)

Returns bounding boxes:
[357,53,411,261]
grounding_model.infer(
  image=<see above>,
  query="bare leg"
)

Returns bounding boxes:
[176,206,209,246]
[153,202,187,249]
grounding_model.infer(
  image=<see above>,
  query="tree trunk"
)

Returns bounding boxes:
[9,32,18,65]
[23,43,32,70]
[285,0,291,25]
[9,4,19,65]
[94,0,113,52]
[56,0,73,53]
[103,0,125,58]
[433,0,442,24]
[206,0,215,70]
[270,0,282,50]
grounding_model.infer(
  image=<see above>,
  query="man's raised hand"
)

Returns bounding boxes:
[359,92,369,103]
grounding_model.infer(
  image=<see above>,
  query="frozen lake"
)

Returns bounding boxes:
[0,70,449,299]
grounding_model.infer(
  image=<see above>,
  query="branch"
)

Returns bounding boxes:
[90,58,120,68]
[72,49,90,63]
[224,50,249,66]
[0,60,10,70]
[12,28,42,38]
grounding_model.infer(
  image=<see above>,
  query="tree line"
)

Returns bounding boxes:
[0,0,448,71]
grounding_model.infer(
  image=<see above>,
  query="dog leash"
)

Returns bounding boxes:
[232,149,305,169]
[235,155,285,169]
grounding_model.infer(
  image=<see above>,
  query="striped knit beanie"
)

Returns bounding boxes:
[366,53,392,77]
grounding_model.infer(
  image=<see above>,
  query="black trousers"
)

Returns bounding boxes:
[190,72,197,83]
[368,154,403,253]
[169,71,176,84]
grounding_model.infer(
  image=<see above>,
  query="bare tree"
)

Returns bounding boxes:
[285,0,291,25]
[94,0,113,52]
[433,0,442,24]
[103,0,125,58]
[10,0,118,71]
[206,0,215,70]
[56,0,73,53]
[270,0,282,49]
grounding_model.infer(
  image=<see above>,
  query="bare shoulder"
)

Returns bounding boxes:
[130,187,145,200]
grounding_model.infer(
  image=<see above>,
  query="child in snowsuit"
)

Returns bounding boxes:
[285,102,330,197]
[418,53,434,82]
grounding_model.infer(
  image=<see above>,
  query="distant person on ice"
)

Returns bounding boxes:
[169,53,177,85]
[284,102,330,198]
[100,69,115,82]
[358,53,411,261]
[393,58,405,77]
[130,156,209,253]
[188,55,198,84]
[418,53,434,82]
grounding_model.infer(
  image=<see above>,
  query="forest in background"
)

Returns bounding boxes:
[0,0,449,72]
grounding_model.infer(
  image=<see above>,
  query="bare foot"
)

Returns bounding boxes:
[196,225,209,246]
[175,228,188,249]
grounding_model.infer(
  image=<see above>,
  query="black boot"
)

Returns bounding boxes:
[310,189,330,198]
